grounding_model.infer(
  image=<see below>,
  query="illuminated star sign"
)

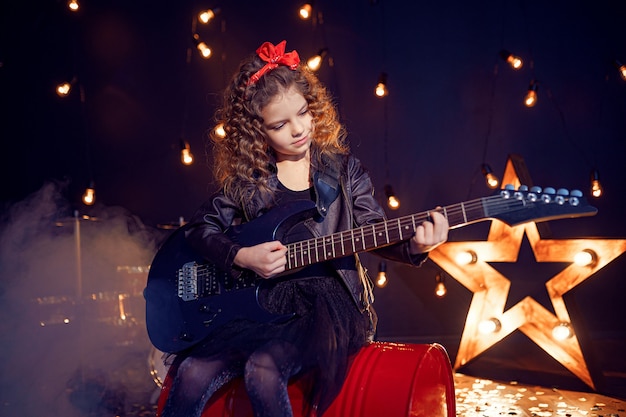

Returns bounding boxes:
[428,155,626,389]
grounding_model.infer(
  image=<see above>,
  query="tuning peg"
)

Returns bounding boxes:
[541,187,555,203]
[555,188,569,205]
[500,184,515,199]
[569,189,583,206]
[518,185,529,191]
[530,186,542,193]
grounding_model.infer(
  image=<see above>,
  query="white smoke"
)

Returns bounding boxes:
[0,181,164,416]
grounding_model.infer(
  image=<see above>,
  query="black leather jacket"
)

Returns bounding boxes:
[185,154,427,315]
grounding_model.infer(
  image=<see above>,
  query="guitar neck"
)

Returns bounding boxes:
[285,196,491,270]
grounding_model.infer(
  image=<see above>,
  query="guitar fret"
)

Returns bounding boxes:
[351,229,356,253]
[360,227,366,250]
[372,224,377,248]
[397,218,403,240]
[299,241,305,267]
[314,237,320,263]
[340,232,346,255]
[384,222,390,244]
[461,202,467,223]
[323,237,329,260]
[306,239,312,265]
[287,246,294,269]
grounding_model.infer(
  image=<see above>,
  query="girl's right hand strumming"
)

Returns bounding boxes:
[234,241,288,279]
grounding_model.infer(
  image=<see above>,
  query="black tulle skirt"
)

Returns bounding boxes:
[167,267,371,415]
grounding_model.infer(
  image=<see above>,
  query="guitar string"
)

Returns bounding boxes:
[284,193,582,269]
[193,192,578,274]
[285,194,521,269]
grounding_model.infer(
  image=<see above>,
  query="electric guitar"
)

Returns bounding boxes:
[144,185,597,353]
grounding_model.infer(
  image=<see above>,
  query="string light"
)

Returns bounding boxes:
[198,8,220,24]
[524,80,538,107]
[375,72,388,97]
[298,3,313,20]
[499,49,523,70]
[615,59,626,81]
[56,82,72,97]
[82,181,95,206]
[180,140,194,165]
[481,163,500,189]
[384,184,400,210]
[214,123,226,138]
[67,0,79,12]
[56,77,77,97]
[192,34,212,59]
[306,48,328,72]
[376,261,388,288]
[590,169,603,198]
[435,273,447,298]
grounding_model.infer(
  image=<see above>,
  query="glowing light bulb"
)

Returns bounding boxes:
[57,82,72,97]
[198,9,216,24]
[499,50,523,70]
[82,185,95,205]
[387,195,400,210]
[68,0,79,11]
[552,322,574,340]
[455,250,477,265]
[590,170,603,198]
[573,249,596,267]
[435,273,447,298]
[481,164,499,189]
[307,55,323,71]
[524,81,538,107]
[376,262,388,288]
[478,318,501,334]
[375,82,388,97]
[384,185,399,210]
[214,123,226,138]
[197,42,211,58]
[525,90,537,107]
[181,141,194,165]
[507,55,523,69]
[299,4,312,19]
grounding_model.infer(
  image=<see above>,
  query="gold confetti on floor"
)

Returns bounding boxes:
[454,373,625,417]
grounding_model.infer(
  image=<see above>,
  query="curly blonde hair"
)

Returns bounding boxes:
[210,51,349,208]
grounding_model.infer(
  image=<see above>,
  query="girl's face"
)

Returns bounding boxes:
[260,86,313,162]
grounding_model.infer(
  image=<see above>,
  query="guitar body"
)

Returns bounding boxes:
[144,200,318,353]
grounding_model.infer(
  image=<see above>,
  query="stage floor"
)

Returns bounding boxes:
[454,373,626,417]
[135,372,626,417]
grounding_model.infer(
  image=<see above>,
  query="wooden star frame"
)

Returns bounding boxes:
[429,154,626,389]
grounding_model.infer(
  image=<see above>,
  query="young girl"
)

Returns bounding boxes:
[160,40,449,417]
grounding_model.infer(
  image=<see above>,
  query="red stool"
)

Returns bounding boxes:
[157,341,456,417]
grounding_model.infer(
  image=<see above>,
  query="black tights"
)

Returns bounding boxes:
[161,341,302,417]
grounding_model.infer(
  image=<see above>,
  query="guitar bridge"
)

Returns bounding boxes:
[178,261,199,301]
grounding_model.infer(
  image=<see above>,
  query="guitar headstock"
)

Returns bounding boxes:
[488,184,598,226]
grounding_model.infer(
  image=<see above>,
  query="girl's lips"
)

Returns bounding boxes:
[293,136,310,146]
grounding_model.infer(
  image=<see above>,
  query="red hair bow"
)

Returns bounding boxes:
[247,40,300,86]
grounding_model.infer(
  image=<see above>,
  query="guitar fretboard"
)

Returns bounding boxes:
[285,195,500,270]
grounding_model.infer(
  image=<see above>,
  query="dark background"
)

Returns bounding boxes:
[1,0,625,415]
